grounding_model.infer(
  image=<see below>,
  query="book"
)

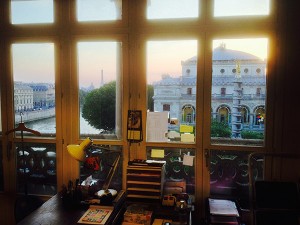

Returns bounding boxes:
[208,198,239,217]
[78,205,114,224]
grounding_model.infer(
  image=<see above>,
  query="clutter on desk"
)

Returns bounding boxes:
[123,204,153,225]
[61,179,84,209]
[61,176,125,209]
[78,205,114,224]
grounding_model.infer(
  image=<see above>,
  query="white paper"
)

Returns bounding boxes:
[208,198,239,217]
[183,154,194,166]
[146,112,169,142]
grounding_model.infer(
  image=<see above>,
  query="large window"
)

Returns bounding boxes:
[146,40,197,143]
[16,142,57,195]
[211,38,268,146]
[12,43,56,195]
[78,41,122,140]
[0,1,276,222]
[12,43,56,137]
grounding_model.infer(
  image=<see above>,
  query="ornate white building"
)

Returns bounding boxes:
[14,82,55,112]
[153,44,266,133]
[14,82,34,112]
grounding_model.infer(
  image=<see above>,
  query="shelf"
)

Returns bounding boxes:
[127,187,161,192]
[126,163,165,201]
[127,194,161,199]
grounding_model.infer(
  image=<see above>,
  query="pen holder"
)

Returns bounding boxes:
[61,188,83,209]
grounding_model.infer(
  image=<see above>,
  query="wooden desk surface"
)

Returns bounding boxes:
[17,194,88,225]
[17,193,126,225]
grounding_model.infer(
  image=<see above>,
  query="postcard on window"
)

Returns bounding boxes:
[77,205,114,224]
[127,110,143,142]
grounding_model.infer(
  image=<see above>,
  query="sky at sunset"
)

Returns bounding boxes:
[11,0,269,87]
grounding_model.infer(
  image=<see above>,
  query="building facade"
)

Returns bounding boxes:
[14,82,55,112]
[153,44,266,134]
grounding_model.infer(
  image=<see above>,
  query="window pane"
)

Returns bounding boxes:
[12,43,56,137]
[147,40,197,143]
[80,145,122,193]
[77,0,122,22]
[16,142,57,195]
[11,0,54,24]
[214,0,270,17]
[146,147,195,197]
[211,38,268,146]
[147,0,198,20]
[210,149,264,208]
[78,41,122,140]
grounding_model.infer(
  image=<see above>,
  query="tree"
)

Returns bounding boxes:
[79,89,88,107]
[211,119,231,137]
[147,84,154,111]
[82,81,116,131]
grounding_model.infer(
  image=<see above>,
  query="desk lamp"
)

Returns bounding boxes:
[67,137,121,201]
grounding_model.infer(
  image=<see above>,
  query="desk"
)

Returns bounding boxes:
[17,193,125,225]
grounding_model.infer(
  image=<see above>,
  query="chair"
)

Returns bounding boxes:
[248,152,300,225]
[254,180,300,225]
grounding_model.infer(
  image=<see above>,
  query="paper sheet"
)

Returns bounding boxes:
[146,112,169,142]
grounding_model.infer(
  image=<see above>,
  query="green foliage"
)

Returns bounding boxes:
[211,119,231,137]
[82,81,116,131]
[147,85,154,111]
[241,130,264,139]
[79,89,88,107]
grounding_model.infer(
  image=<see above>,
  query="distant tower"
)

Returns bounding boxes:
[100,69,104,87]
[231,60,242,138]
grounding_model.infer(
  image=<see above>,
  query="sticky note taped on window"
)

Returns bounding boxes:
[183,154,194,166]
[180,125,193,133]
[151,149,165,158]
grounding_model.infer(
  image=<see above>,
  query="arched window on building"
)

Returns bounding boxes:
[217,105,230,123]
[241,106,250,124]
[163,104,170,111]
[182,105,195,124]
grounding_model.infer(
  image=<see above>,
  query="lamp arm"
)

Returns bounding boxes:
[102,154,121,191]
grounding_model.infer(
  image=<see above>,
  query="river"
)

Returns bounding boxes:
[25,115,100,134]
